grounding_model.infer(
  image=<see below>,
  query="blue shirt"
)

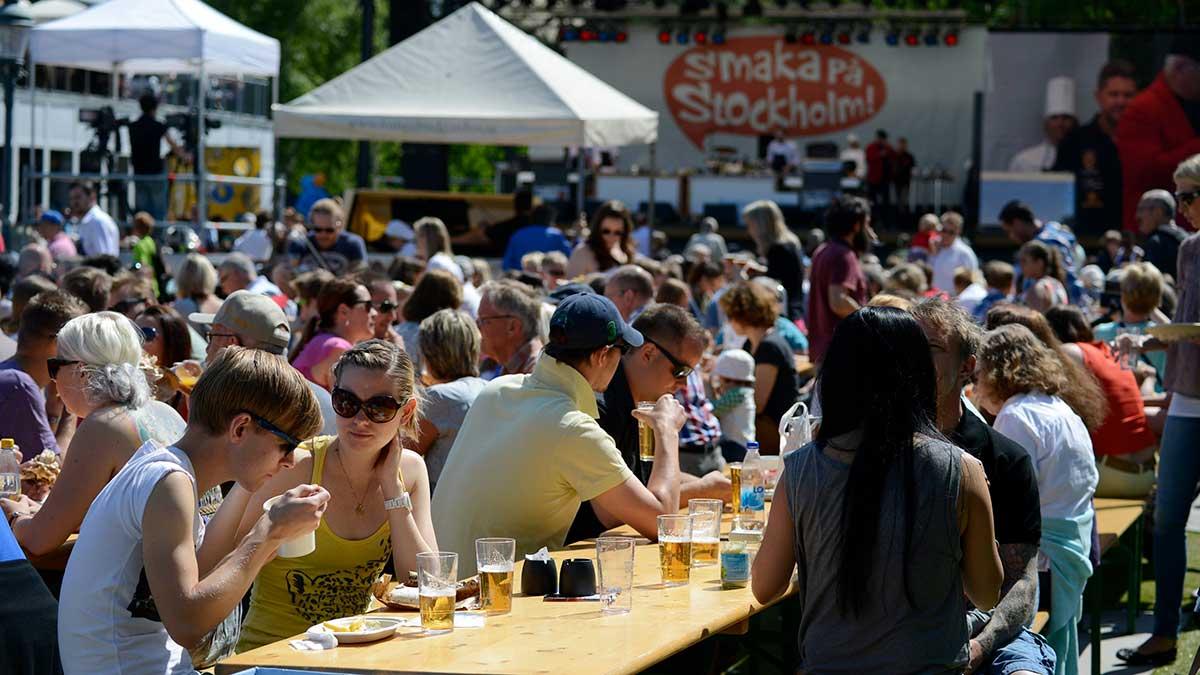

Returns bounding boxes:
[972,290,1011,324]
[502,225,572,271]
[0,516,24,562]
[1024,221,1086,305]
[287,231,367,276]
[0,359,59,457]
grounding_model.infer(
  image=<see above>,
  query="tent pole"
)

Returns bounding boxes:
[647,142,656,231]
[271,74,280,223]
[26,56,36,226]
[197,61,207,230]
[576,140,585,222]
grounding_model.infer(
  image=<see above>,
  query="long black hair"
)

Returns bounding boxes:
[815,306,941,617]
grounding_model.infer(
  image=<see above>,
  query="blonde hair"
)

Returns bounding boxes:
[1120,262,1164,314]
[418,309,481,381]
[886,263,928,295]
[190,346,322,442]
[1173,153,1200,184]
[175,254,218,299]
[308,197,344,224]
[332,339,421,440]
[56,311,151,408]
[742,200,799,257]
[414,217,452,258]
[978,324,1070,407]
[867,293,913,311]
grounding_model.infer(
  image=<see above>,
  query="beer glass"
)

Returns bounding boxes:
[657,514,692,586]
[1115,325,1143,371]
[637,401,655,462]
[596,536,636,615]
[688,499,723,567]
[475,538,515,616]
[728,462,743,513]
[417,551,458,633]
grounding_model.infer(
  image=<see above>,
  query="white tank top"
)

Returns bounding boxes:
[58,442,203,675]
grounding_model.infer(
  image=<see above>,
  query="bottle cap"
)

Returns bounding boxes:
[746,441,759,450]
[0,439,12,449]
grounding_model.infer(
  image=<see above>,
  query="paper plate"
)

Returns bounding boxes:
[308,616,402,644]
[1147,323,1200,342]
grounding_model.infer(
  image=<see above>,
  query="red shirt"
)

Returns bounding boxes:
[1077,341,1156,456]
[912,230,938,251]
[865,141,893,185]
[1116,74,1200,231]
[806,240,867,363]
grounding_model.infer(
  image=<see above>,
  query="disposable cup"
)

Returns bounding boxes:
[263,495,317,558]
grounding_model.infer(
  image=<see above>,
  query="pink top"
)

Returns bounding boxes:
[291,332,352,386]
[47,232,78,260]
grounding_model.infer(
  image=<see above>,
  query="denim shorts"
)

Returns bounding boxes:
[986,628,1056,675]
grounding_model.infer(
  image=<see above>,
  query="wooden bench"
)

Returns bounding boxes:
[1086,497,1147,675]
[1032,611,1049,634]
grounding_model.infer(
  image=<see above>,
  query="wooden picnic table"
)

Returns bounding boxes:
[216,507,785,675]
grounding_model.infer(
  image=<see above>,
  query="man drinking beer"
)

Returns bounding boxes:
[432,293,686,559]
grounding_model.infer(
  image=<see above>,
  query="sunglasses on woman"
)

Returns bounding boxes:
[1177,190,1200,207]
[331,387,403,423]
[47,357,80,379]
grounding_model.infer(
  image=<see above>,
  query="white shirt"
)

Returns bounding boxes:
[246,275,283,297]
[59,442,202,674]
[993,392,1097,522]
[955,283,988,316]
[632,226,653,257]
[766,139,799,167]
[426,252,464,283]
[840,148,866,178]
[1008,141,1057,173]
[930,237,979,292]
[232,228,274,262]
[78,204,119,257]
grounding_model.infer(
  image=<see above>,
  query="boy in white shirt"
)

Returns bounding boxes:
[710,349,757,462]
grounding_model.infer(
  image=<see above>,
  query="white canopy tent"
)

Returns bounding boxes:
[27,0,282,221]
[274,2,659,218]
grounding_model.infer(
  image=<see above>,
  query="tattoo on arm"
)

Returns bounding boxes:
[974,543,1038,657]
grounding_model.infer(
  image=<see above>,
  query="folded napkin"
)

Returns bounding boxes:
[289,630,338,651]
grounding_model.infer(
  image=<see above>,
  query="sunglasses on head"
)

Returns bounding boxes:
[644,336,694,379]
[244,411,302,455]
[1177,190,1200,207]
[331,387,403,423]
[47,357,80,379]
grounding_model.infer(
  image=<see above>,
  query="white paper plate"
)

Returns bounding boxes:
[307,616,402,644]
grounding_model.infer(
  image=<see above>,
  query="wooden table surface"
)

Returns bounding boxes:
[216,508,784,675]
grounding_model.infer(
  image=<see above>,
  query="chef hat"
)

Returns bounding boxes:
[1044,76,1076,118]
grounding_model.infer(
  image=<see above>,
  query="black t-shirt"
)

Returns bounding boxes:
[564,362,648,544]
[950,406,1042,546]
[752,332,799,424]
[128,116,169,175]
[1144,223,1187,280]
[892,151,915,185]
[765,241,806,321]
[1052,116,1122,235]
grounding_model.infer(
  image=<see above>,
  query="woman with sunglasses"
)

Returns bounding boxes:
[1117,154,1200,667]
[565,200,636,278]
[135,305,194,420]
[0,312,191,558]
[235,339,435,652]
[719,282,800,455]
[290,278,378,389]
[358,270,404,346]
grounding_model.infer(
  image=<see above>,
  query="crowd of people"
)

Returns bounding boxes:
[0,142,1196,674]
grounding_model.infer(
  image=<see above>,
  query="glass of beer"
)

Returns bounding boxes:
[596,536,636,615]
[657,514,692,587]
[475,538,515,616]
[688,499,723,567]
[417,551,458,634]
[637,401,655,462]
[728,463,743,513]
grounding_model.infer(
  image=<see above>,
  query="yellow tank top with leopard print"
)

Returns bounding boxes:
[237,436,396,652]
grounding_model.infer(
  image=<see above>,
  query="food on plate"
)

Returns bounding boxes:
[20,450,61,501]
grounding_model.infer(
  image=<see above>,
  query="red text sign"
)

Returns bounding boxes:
[664,37,888,148]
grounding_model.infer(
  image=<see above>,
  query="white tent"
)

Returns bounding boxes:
[27,0,88,26]
[274,2,657,149]
[27,0,282,221]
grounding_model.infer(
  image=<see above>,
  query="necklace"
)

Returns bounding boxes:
[334,442,370,515]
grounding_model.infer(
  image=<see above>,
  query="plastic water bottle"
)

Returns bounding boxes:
[740,441,765,529]
[0,439,19,498]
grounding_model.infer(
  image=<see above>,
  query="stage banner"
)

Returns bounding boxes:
[566,26,986,180]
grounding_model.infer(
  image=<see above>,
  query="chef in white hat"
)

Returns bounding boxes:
[1009,76,1078,173]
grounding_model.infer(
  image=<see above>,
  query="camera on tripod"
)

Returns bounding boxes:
[79,105,130,172]
[164,111,222,157]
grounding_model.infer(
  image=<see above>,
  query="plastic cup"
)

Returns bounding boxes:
[417,551,458,634]
[262,495,317,559]
[596,536,635,615]
[687,499,723,567]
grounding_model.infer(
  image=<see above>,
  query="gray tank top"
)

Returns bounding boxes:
[783,438,968,674]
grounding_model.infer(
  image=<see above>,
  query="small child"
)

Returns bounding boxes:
[711,349,757,463]
[973,260,1015,323]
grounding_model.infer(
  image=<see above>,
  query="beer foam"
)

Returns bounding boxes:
[420,588,457,598]
[693,536,720,544]
[479,563,514,573]
[659,535,692,543]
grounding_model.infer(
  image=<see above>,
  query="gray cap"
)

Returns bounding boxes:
[190,290,290,351]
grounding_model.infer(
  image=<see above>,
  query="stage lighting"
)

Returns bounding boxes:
[904,31,919,46]
[615,30,628,43]
[856,27,871,44]
[580,27,598,41]
[801,31,816,46]
[712,28,726,45]
[695,28,708,44]
[884,29,899,46]
[818,28,834,45]
[658,28,672,44]
[923,29,938,46]
[836,30,851,45]
[676,29,690,44]
[944,30,959,46]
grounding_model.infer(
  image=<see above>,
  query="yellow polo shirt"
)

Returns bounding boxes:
[431,355,634,562]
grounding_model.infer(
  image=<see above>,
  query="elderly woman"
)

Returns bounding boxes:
[414,309,486,492]
[172,253,223,332]
[0,312,187,557]
[719,282,800,454]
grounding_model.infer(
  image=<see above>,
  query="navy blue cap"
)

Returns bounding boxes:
[39,210,64,227]
[547,282,593,305]
[546,292,643,354]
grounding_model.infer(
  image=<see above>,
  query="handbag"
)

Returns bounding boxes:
[777,401,815,456]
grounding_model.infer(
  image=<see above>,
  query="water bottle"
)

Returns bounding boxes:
[740,441,765,529]
[722,516,763,589]
[0,439,19,498]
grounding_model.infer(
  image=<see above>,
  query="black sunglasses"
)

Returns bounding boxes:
[245,411,302,455]
[111,297,148,314]
[345,298,374,309]
[1176,190,1200,207]
[331,387,403,423]
[644,336,693,379]
[310,227,337,235]
[140,325,158,342]
[47,357,80,379]
[374,300,397,313]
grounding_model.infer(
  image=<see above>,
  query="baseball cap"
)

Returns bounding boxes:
[190,290,290,351]
[546,292,643,355]
[39,210,64,227]
[547,282,593,305]
[714,349,756,383]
